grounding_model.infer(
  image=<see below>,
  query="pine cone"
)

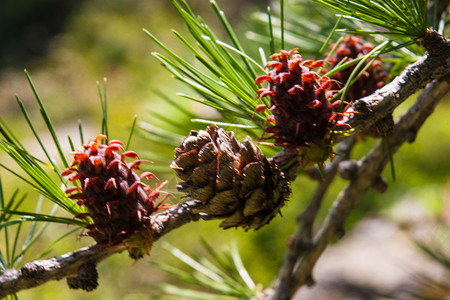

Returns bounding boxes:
[63,135,167,257]
[171,125,290,230]
[325,35,387,100]
[255,49,347,164]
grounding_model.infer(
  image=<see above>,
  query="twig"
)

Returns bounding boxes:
[272,36,450,163]
[345,35,449,138]
[0,243,126,298]
[300,137,357,237]
[274,137,356,298]
[271,75,450,300]
[0,199,202,298]
[151,199,202,240]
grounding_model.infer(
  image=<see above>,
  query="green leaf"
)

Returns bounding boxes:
[156,241,257,299]
[163,243,223,282]
[145,0,265,132]
[78,119,85,145]
[267,6,275,54]
[191,119,257,129]
[280,0,285,49]
[35,227,81,260]
[210,0,258,79]
[0,141,87,217]
[0,209,87,227]
[230,242,255,290]
[139,121,185,148]
[125,115,138,151]
[14,95,64,182]
[158,283,238,300]
[416,240,450,271]
[97,78,109,141]
[24,70,70,169]
[311,0,428,38]
[315,15,343,60]
[0,118,24,149]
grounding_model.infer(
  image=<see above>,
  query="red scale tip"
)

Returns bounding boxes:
[104,177,118,190]
[309,60,326,70]
[121,151,139,162]
[302,59,314,66]
[107,159,122,170]
[277,72,291,84]
[148,180,169,201]
[128,159,153,171]
[108,139,124,147]
[68,173,82,182]
[265,61,283,71]
[94,134,107,142]
[257,90,275,100]
[140,171,159,182]
[61,168,77,176]
[127,181,148,196]
[288,58,302,71]
[84,177,102,190]
[255,75,272,85]
[302,72,320,83]
[105,144,124,158]
[288,84,304,95]
[89,156,104,166]
[254,104,268,113]
[306,100,322,109]
[265,115,275,124]
[288,48,299,56]
[71,152,89,161]
[65,186,82,194]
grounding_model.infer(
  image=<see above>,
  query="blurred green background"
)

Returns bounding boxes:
[0,0,449,299]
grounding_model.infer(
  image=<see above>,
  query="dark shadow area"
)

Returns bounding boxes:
[0,0,85,68]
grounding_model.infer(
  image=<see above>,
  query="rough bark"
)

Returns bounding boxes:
[0,200,202,298]
[271,75,450,300]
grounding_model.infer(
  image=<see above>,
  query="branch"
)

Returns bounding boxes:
[0,199,202,298]
[274,137,357,295]
[348,36,450,135]
[271,35,450,168]
[259,37,450,299]
[271,75,450,300]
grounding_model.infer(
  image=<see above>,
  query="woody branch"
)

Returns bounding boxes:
[0,200,202,298]
[271,67,450,300]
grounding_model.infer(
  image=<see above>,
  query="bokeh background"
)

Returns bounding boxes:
[1,0,449,299]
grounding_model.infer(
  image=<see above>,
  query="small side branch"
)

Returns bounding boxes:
[0,244,125,298]
[348,38,449,135]
[151,199,202,240]
[274,136,357,299]
[272,76,450,300]
[0,199,202,298]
